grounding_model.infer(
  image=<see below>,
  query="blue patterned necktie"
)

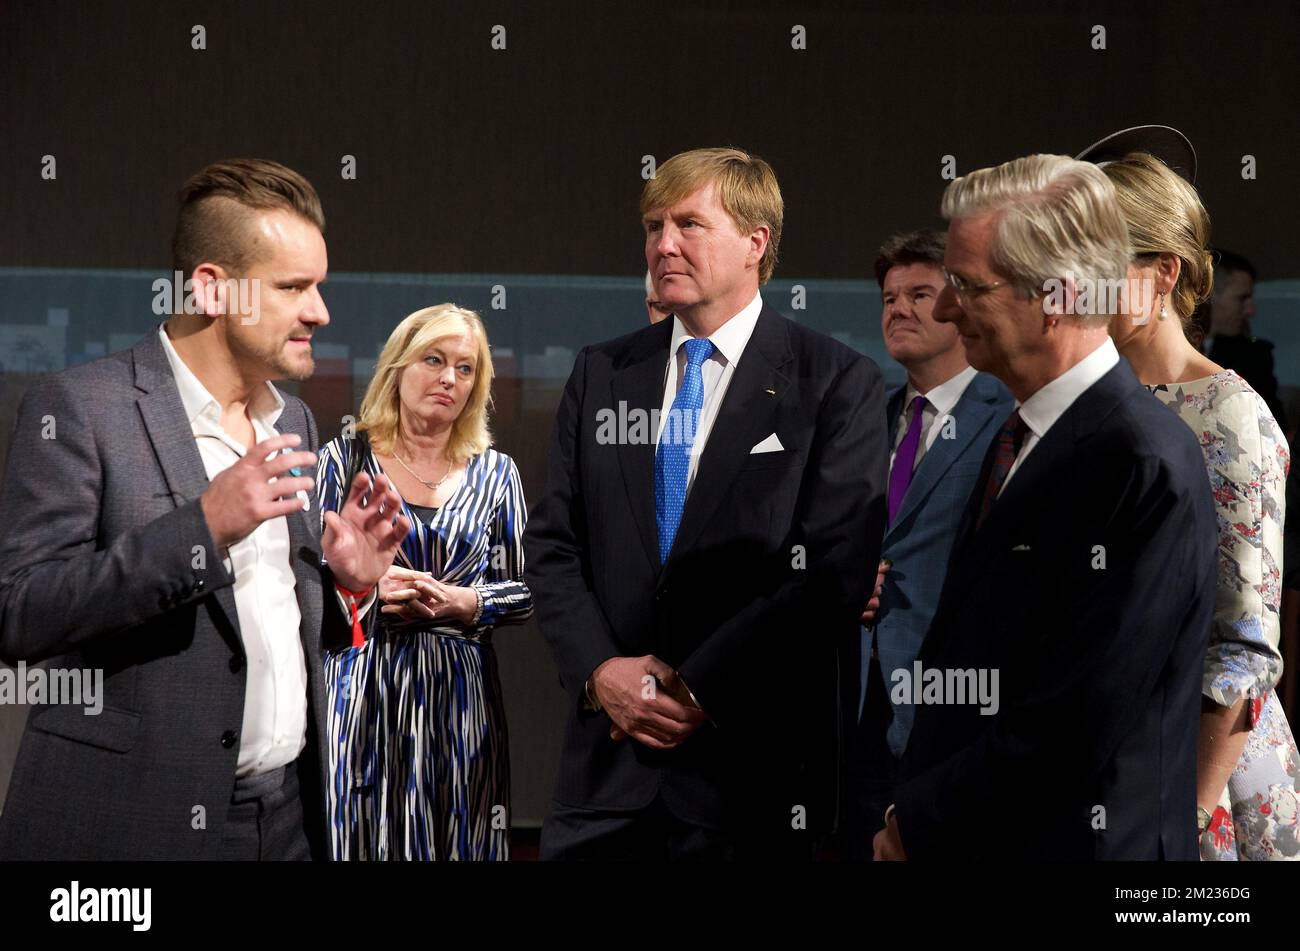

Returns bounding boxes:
[655,337,715,562]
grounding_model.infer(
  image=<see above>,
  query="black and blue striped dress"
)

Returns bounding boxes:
[316,438,533,860]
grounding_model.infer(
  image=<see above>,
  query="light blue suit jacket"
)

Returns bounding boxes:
[860,370,1013,758]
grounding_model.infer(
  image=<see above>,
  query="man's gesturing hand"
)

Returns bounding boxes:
[201,433,317,548]
[322,470,410,592]
[592,655,708,750]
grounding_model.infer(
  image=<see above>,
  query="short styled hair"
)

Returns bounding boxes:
[1212,249,1257,285]
[874,229,947,289]
[1101,151,1214,327]
[172,158,325,278]
[941,154,1131,316]
[640,147,783,284]
[357,304,494,464]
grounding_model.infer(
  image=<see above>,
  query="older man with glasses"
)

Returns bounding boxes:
[874,154,1217,862]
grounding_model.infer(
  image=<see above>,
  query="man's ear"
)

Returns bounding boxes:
[1042,275,1078,319]
[189,263,230,320]
[747,224,770,270]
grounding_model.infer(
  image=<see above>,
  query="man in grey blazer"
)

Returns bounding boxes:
[0,159,408,860]
[843,230,1012,858]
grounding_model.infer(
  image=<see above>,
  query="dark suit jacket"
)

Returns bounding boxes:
[0,328,353,860]
[523,304,888,841]
[894,358,1216,860]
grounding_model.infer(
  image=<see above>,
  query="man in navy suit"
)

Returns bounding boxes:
[525,147,888,858]
[874,155,1216,861]
[843,230,1012,857]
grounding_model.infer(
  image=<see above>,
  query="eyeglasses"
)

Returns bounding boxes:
[942,267,1010,304]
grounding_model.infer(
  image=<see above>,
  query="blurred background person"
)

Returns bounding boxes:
[1102,151,1297,860]
[1206,250,1288,433]
[843,228,1011,858]
[1187,297,1213,351]
[316,304,533,860]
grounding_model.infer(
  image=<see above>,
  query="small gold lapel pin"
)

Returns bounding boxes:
[764,387,777,396]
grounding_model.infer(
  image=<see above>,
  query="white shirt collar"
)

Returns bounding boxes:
[904,364,978,417]
[157,322,285,429]
[667,290,763,367]
[1017,336,1120,439]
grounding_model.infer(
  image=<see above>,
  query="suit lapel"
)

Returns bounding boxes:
[885,385,905,448]
[274,403,326,705]
[609,319,674,571]
[928,362,1135,650]
[132,329,242,651]
[667,306,793,568]
[886,374,1001,538]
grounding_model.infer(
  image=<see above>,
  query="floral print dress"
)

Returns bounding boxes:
[1149,371,1297,860]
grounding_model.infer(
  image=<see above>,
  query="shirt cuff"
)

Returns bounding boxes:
[582,677,601,712]
[677,673,704,712]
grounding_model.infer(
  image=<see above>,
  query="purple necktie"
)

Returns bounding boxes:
[887,395,928,523]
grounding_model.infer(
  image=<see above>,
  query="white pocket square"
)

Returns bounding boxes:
[750,433,784,454]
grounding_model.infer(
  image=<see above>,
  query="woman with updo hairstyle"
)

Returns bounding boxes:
[1103,151,1296,860]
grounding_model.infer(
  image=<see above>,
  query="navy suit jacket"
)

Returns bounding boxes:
[894,358,1216,860]
[863,371,1013,757]
[524,305,888,841]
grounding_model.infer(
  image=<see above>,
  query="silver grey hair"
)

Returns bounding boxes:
[941,154,1132,316]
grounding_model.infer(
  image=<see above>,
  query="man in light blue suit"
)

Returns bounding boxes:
[842,229,1012,858]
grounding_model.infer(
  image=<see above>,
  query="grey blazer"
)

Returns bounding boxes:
[0,327,352,859]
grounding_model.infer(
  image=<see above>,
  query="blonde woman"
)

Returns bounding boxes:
[1100,150,1297,860]
[316,304,533,860]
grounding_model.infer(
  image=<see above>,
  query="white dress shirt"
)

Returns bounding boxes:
[654,291,763,493]
[158,324,308,778]
[1001,336,1120,494]
[889,365,979,475]
[583,297,762,715]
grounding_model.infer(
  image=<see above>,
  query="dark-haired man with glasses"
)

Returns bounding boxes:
[843,230,1011,858]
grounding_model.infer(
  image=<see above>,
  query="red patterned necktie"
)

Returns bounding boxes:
[974,408,1029,531]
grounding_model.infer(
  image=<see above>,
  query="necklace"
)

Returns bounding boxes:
[392,442,454,490]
